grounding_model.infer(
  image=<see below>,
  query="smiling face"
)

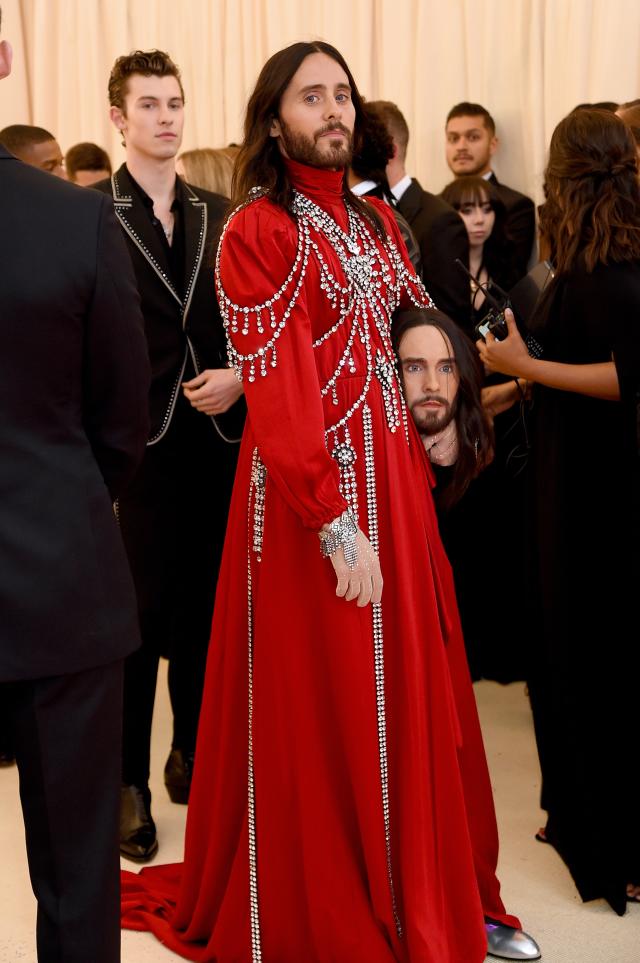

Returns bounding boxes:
[110,73,184,160]
[270,52,356,170]
[398,325,460,435]
[445,114,497,176]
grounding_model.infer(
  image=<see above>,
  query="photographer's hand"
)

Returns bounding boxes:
[476,308,534,379]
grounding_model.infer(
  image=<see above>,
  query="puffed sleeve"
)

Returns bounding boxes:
[217,199,348,531]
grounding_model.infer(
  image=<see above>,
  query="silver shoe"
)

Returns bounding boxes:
[485,922,542,960]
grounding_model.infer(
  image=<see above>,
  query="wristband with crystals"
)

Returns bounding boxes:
[318,510,358,569]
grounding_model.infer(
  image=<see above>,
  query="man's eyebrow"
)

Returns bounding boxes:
[136,95,183,102]
[401,355,456,364]
[298,82,351,94]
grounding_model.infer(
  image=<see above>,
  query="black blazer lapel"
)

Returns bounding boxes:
[181,182,208,326]
[396,179,425,224]
[111,167,182,307]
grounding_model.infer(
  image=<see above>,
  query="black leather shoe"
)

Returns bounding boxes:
[164,748,195,804]
[120,784,158,862]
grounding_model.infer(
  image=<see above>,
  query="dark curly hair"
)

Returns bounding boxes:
[539,108,640,273]
[108,49,184,110]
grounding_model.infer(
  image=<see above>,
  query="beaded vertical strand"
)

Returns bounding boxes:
[362,403,403,940]
[246,468,263,962]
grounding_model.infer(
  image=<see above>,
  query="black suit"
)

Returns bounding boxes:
[94,165,244,788]
[487,172,536,279]
[396,178,471,330]
[0,147,149,960]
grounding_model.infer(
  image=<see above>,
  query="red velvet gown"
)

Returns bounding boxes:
[122,160,513,961]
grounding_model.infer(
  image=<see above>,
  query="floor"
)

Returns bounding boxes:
[1,668,638,962]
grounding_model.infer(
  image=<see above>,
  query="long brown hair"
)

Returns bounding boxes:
[230,41,384,235]
[540,109,640,273]
[393,308,494,510]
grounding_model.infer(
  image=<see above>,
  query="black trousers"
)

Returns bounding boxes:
[117,397,239,785]
[2,660,124,963]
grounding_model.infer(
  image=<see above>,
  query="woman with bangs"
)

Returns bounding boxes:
[442,175,521,334]
[439,175,531,684]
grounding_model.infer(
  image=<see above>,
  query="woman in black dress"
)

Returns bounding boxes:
[477,108,640,914]
[439,176,530,682]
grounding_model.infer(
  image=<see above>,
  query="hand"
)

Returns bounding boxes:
[476,308,533,380]
[182,368,244,415]
[330,528,383,608]
[482,381,521,421]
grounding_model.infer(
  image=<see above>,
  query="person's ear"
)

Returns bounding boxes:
[109,105,126,133]
[489,135,498,158]
[0,40,13,80]
[270,116,282,139]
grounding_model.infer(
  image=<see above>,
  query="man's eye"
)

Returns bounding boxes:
[304,94,319,104]
[440,364,454,375]
[336,92,350,103]
[448,134,459,143]
[406,363,421,373]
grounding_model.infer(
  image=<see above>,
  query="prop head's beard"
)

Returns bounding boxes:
[279,119,353,169]
[410,393,457,435]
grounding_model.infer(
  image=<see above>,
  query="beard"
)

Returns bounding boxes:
[279,119,353,169]
[410,395,457,435]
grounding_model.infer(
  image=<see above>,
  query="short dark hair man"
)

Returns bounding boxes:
[65,140,112,185]
[0,122,66,177]
[369,99,471,329]
[94,48,245,862]
[445,101,536,277]
[0,8,150,961]
[394,308,541,962]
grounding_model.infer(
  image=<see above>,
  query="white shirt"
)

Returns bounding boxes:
[390,174,412,202]
[349,179,378,197]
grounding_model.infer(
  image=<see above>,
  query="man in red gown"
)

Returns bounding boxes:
[122,41,535,963]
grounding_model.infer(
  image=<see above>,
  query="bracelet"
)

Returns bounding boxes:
[318,510,358,569]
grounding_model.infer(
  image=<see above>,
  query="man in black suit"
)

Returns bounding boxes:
[94,49,245,862]
[0,10,150,961]
[445,102,536,278]
[368,100,471,330]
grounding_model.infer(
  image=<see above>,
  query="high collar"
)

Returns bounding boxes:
[284,157,345,206]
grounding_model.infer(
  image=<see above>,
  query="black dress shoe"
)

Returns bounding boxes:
[164,748,195,804]
[120,784,158,862]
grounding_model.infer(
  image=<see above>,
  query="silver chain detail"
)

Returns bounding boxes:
[363,403,403,940]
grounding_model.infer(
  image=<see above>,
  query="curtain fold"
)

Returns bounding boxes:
[2,0,639,204]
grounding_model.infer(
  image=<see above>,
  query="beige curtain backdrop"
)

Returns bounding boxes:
[1,0,640,203]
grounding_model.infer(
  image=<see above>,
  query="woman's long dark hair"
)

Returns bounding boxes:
[441,176,520,292]
[540,108,640,273]
[230,41,384,236]
[393,308,494,510]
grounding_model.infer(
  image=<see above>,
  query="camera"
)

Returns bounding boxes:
[474,303,510,343]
